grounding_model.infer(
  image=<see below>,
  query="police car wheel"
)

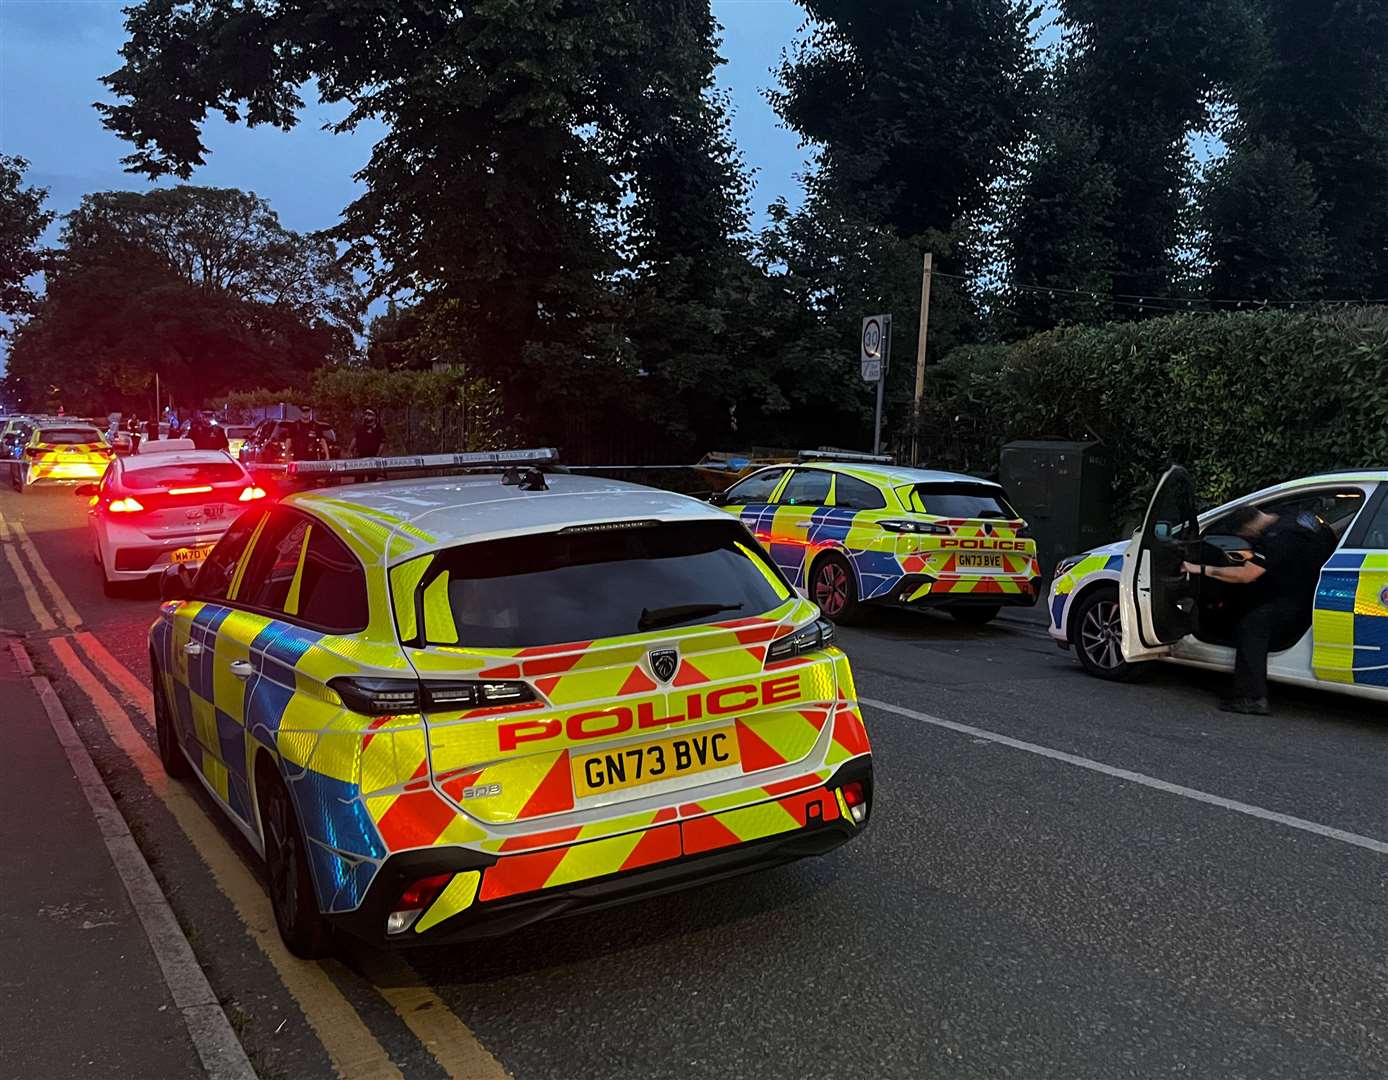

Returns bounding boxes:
[151,659,192,779]
[810,553,858,622]
[260,767,334,958]
[1072,588,1133,681]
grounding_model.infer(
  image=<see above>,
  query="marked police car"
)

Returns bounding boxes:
[149,450,873,956]
[1049,467,1388,702]
[713,453,1041,624]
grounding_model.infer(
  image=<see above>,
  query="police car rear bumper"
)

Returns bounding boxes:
[330,758,872,945]
[875,574,1042,609]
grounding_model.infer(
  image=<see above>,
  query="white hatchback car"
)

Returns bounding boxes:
[82,439,267,595]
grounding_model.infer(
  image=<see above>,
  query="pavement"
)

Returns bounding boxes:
[1,485,1386,1080]
[0,639,203,1079]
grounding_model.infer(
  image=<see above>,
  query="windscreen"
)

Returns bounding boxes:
[903,483,1017,519]
[122,462,246,490]
[38,427,103,445]
[413,521,791,648]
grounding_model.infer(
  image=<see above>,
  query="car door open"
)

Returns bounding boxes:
[1119,466,1200,662]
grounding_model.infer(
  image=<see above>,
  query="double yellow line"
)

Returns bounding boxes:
[0,509,507,1080]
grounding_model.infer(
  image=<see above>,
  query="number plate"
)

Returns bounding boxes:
[573,726,740,797]
[956,552,1004,569]
[170,546,210,564]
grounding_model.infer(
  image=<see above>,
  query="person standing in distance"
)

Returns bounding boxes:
[351,407,386,458]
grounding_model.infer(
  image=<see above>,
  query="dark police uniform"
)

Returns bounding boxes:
[1233,514,1333,700]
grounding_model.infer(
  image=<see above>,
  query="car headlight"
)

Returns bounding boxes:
[1053,554,1085,578]
[767,618,836,662]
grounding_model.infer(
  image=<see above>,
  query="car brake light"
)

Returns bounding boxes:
[239,486,267,501]
[840,781,868,824]
[169,485,213,495]
[108,497,145,513]
[386,873,453,935]
[879,518,950,535]
[767,618,836,662]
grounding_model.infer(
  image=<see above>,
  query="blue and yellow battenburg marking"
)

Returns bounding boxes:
[1312,551,1388,687]
[151,494,872,931]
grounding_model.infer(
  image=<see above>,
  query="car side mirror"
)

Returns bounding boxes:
[159,564,198,602]
[74,483,99,497]
[707,491,728,507]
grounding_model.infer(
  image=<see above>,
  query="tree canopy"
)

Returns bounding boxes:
[0,156,54,327]
[3,186,362,415]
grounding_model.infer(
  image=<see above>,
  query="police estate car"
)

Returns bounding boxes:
[714,455,1041,624]
[1049,467,1388,701]
[149,451,872,956]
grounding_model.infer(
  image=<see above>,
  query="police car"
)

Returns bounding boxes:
[1048,467,1388,701]
[712,453,1041,624]
[12,421,113,491]
[149,450,872,956]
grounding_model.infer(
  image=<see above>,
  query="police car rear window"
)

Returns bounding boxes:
[38,427,102,445]
[904,483,1017,519]
[122,462,246,490]
[410,521,791,648]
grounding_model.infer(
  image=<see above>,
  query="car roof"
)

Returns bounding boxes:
[121,450,242,469]
[761,461,1001,488]
[289,473,730,565]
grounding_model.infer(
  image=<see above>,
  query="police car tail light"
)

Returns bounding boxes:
[768,618,836,662]
[108,496,145,513]
[422,680,536,710]
[386,873,453,935]
[238,485,267,502]
[879,519,950,535]
[329,676,421,715]
[840,781,868,824]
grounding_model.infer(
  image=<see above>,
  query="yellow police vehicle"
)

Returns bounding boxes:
[149,450,872,956]
[712,454,1041,624]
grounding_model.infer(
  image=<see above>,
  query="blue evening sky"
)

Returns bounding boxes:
[0,0,816,235]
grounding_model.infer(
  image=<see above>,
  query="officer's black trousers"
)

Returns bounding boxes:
[1232,596,1305,701]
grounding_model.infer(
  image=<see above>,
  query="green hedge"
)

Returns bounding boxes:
[918,308,1388,522]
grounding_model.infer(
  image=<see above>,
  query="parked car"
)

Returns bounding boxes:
[1048,467,1388,704]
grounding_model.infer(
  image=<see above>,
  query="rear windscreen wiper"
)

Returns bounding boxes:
[637,602,744,631]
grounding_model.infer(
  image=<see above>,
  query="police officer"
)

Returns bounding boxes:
[1183,505,1332,715]
[350,407,386,458]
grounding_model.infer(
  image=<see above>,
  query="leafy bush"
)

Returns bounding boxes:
[918,308,1388,522]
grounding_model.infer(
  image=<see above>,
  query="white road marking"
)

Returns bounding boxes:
[861,696,1388,856]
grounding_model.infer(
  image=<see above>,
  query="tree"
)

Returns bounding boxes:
[0,156,54,326]
[770,0,1041,240]
[1206,1,1388,298]
[3,187,361,415]
[97,0,773,455]
[1005,1,1260,322]
[1197,139,1329,301]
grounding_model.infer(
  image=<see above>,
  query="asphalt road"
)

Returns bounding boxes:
[2,483,1385,1080]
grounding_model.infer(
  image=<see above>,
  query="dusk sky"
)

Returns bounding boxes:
[0,0,816,236]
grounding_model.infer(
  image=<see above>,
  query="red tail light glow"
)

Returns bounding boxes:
[386,873,453,935]
[108,497,145,513]
[168,485,213,495]
[239,486,267,502]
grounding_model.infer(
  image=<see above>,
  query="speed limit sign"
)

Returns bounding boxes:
[861,314,888,382]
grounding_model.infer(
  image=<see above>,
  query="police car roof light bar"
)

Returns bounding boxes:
[797,449,896,465]
[284,447,560,478]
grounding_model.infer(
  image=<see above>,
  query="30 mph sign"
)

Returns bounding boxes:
[861,314,888,382]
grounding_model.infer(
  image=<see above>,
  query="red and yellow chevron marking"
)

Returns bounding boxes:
[477,785,846,903]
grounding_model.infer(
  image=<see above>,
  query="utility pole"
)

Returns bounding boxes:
[910,252,933,465]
